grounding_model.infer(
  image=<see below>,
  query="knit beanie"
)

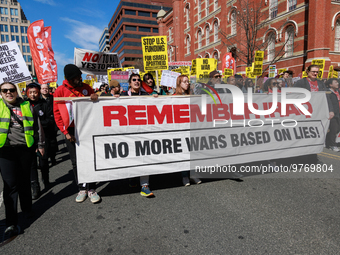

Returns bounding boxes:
[64,64,82,80]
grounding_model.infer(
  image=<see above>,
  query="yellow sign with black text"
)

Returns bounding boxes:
[142,36,168,71]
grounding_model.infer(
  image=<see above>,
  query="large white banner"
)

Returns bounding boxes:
[74,92,329,183]
[74,48,121,75]
[0,41,32,84]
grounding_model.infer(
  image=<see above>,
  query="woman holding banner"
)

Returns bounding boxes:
[0,82,44,239]
[121,73,155,197]
[174,75,202,186]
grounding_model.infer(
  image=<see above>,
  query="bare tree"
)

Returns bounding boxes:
[220,0,295,74]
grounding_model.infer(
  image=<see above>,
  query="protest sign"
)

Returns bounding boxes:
[224,68,233,78]
[17,81,26,90]
[221,53,235,72]
[246,67,255,79]
[123,66,135,71]
[74,92,329,183]
[196,58,217,81]
[0,41,31,84]
[278,68,287,78]
[160,70,180,88]
[107,68,123,83]
[269,65,276,78]
[111,71,129,91]
[302,71,308,78]
[74,48,121,75]
[191,59,197,76]
[253,51,264,76]
[49,82,57,88]
[311,59,325,79]
[142,36,168,71]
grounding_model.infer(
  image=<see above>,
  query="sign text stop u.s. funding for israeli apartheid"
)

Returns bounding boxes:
[73,92,329,184]
[142,36,168,71]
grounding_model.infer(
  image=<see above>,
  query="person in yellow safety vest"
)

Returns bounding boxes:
[0,82,45,241]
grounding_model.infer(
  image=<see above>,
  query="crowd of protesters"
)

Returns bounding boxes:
[0,63,338,240]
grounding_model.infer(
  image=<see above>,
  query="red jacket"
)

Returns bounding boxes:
[53,80,94,135]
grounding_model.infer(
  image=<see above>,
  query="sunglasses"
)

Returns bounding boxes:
[132,79,141,82]
[272,82,279,86]
[213,75,222,78]
[1,88,16,93]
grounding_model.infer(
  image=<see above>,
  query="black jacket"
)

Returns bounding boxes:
[294,78,333,113]
[328,89,340,118]
[26,98,55,139]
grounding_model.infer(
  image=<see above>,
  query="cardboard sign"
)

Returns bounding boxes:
[123,66,135,71]
[0,41,32,84]
[17,81,26,89]
[253,51,264,76]
[142,36,168,71]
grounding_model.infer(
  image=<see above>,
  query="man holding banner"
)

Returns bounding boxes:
[53,64,101,204]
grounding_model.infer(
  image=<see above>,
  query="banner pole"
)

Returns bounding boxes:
[156,70,160,93]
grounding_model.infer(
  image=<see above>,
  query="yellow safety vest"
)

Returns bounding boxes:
[0,99,34,148]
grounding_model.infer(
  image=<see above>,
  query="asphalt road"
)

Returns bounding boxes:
[1,133,340,254]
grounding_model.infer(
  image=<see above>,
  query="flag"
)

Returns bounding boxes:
[27,20,57,84]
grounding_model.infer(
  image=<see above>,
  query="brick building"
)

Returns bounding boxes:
[108,0,172,68]
[157,0,340,77]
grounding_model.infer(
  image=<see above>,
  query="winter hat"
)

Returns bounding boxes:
[110,79,120,88]
[64,64,82,80]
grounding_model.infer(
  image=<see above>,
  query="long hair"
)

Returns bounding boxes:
[143,73,155,88]
[175,75,190,95]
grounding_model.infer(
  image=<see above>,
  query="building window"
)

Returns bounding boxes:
[214,0,218,11]
[0,7,8,15]
[198,30,202,49]
[139,27,151,32]
[152,13,157,18]
[22,36,28,43]
[285,26,294,57]
[206,26,210,45]
[10,8,18,16]
[22,45,26,53]
[288,0,297,11]
[138,11,150,17]
[213,52,218,59]
[186,36,190,54]
[335,20,340,52]
[206,0,209,16]
[214,21,218,42]
[269,0,278,19]
[125,25,137,31]
[0,24,8,32]
[198,0,201,20]
[268,33,275,61]
[21,26,28,34]
[231,12,236,35]
[169,27,173,41]
[10,25,18,33]
[1,35,9,42]
[185,6,189,29]
[125,10,136,15]
[153,28,158,33]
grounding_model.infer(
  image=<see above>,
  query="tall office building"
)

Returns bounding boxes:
[99,27,109,52]
[0,0,32,75]
[108,0,172,68]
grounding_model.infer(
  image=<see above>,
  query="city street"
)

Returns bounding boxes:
[1,133,340,254]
